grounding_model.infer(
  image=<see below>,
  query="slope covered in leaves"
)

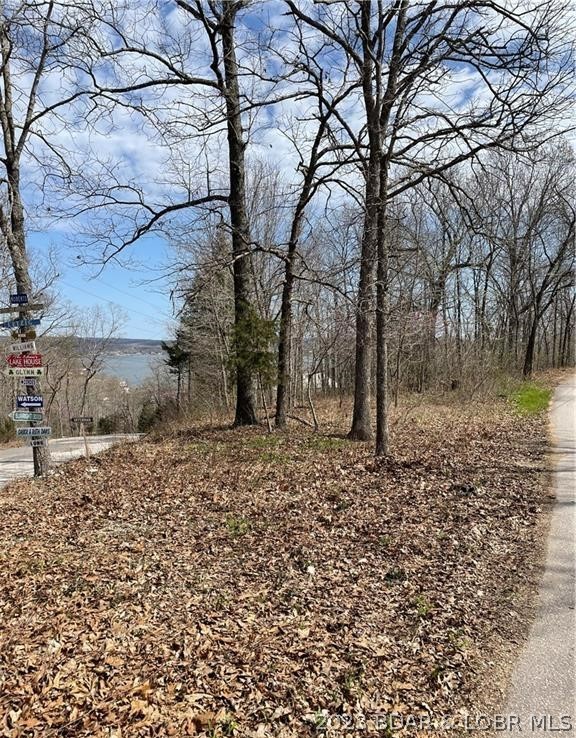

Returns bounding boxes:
[0,399,550,737]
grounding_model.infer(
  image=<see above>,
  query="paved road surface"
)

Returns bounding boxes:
[504,375,575,733]
[0,434,140,487]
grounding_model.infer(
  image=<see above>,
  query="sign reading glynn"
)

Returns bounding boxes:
[10,293,28,305]
[0,318,41,330]
[16,395,43,408]
[4,366,44,377]
[6,354,42,368]
[16,426,51,437]
[71,416,93,424]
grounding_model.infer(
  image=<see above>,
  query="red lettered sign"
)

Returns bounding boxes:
[6,354,43,368]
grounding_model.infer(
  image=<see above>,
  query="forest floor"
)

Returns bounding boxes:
[0,380,560,737]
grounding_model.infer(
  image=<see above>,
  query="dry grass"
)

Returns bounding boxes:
[0,393,553,737]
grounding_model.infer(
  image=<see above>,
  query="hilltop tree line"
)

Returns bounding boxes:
[1,0,574,456]
[171,146,574,417]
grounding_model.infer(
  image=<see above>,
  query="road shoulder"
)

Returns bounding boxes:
[494,375,575,734]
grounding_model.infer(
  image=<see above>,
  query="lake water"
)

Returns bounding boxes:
[101,353,162,386]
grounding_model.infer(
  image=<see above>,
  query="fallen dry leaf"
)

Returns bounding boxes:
[0,396,551,737]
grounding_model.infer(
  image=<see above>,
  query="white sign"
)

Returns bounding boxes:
[4,366,44,377]
[9,340,36,353]
[16,426,51,437]
[0,302,44,315]
[28,438,47,447]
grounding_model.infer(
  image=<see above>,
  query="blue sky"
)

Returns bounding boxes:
[28,231,174,340]
[12,0,572,344]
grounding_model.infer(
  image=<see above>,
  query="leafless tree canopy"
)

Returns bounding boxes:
[1,0,575,459]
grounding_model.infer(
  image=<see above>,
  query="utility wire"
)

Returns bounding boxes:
[59,280,170,336]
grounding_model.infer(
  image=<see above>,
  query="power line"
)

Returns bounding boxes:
[88,276,174,321]
[59,280,170,334]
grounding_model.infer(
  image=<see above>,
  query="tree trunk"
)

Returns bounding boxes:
[421,285,443,392]
[348,4,379,441]
[348,216,376,440]
[506,241,520,367]
[374,1,407,456]
[560,295,575,365]
[375,215,389,456]
[1,19,49,475]
[80,376,90,416]
[276,108,329,428]
[4,167,50,475]
[523,312,539,377]
[275,259,294,427]
[221,6,257,426]
[455,267,463,375]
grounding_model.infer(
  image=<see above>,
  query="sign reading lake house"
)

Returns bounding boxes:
[6,354,43,368]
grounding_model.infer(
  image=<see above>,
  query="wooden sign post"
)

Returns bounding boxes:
[2,292,49,476]
[71,417,94,458]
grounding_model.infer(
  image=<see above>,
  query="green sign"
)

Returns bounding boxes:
[9,410,44,422]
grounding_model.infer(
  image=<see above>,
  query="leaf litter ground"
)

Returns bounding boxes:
[0,399,551,737]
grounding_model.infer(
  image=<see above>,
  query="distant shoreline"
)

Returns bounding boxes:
[101,352,160,385]
[103,350,163,357]
[78,337,165,356]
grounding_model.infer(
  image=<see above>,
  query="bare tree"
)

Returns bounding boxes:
[0,0,103,473]
[285,0,574,454]
[75,305,125,417]
[77,0,291,425]
[468,145,575,376]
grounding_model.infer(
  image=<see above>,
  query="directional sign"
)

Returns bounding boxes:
[0,303,44,315]
[16,395,43,408]
[9,410,44,422]
[13,331,37,341]
[19,376,38,388]
[16,426,51,437]
[10,293,28,305]
[28,438,47,447]
[71,416,93,424]
[4,366,44,377]
[6,354,42,368]
[1,318,41,330]
[9,340,36,353]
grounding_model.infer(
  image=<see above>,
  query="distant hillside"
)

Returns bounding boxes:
[78,337,164,354]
